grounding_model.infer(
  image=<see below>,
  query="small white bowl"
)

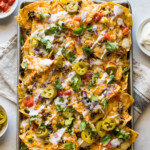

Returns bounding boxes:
[0,105,8,138]
[137,18,150,56]
[0,0,18,19]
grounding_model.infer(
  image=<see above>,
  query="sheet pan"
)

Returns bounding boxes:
[17,1,133,149]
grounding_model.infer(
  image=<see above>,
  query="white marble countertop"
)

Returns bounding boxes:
[0,0,150,149]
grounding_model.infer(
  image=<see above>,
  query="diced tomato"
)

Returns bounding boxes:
[27,98,34,107]
[64,90,72,96]
[109,61,116,66]
[107,142,112,148]
[83,80,88,86]
[104,33,111,41]
[8,0,15,6]
[0,1,6,8]
[24,97,34,108]
[23,99,29,106]
[122,27,130,35]
[2,0,8,3]
[58,90,64,97]
[74,16,81,21]
[31,121,38,130]
[94,12,103,23]
[88,42,92,48]
[103,65,106,70]
[113,95,120,101]
[3,5,9,12]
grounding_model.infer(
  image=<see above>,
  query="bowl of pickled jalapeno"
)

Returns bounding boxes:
[0,105,8,137]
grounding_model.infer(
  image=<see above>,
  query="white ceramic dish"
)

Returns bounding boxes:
[0,105,8,138]
[0,0,18,19]
[137,18,150,56]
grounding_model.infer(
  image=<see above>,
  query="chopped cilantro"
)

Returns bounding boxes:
[80,120,87,131]
[115,128,131,140]
[22,60,28,71]
[91,95,99,102]
[20,142,28,150]
[86,26,93,32]
[107,71,115,84]
[100,135,111,146]
[61,46,66,56]
[90,128,96,137]
[45,24,61,35]
[88,72,99,89]
[72,24,84,36]
[105,41,119,52]
[39,38,52,51]
[29,115,39,129]
[123,66,130,74]
[56,123,62,129]
[56,104,64,112]
[64,143,75,150]
[82,45,93,56]
[58,20,67,30]
[83,97,91,102]
[28,138,33,144]
[20,36,25,46]
[59,97,64,103]
[101,98,109,108]
[38,11,45,20]
[55,78,62,91]
[39,123,46,130]
[69,52,76,63]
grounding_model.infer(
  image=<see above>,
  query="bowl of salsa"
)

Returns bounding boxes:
[0,0,18,19]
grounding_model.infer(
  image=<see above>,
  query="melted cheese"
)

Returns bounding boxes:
[49,11,68,22]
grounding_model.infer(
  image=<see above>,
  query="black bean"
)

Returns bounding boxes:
[19,80,22,83]
[106,51,111,57]
[24,108,29,113]
[26,89,33,95]
[46,124,53,134]
[117,51,125,59]
[20,68,25,77]
[28,11,35,20]
[26,30,31,35]
[78,1,82,6]
[42,112,49,120]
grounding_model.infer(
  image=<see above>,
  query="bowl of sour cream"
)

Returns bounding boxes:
[137,18,150,56]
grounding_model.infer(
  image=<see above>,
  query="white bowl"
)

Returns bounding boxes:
[0,105,8,137]
[0,0,18,19]
[137,18,150,56]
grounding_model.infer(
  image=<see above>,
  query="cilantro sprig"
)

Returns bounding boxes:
[55,78,63,91]
[82,45,93,56]
[88,72,99,89]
